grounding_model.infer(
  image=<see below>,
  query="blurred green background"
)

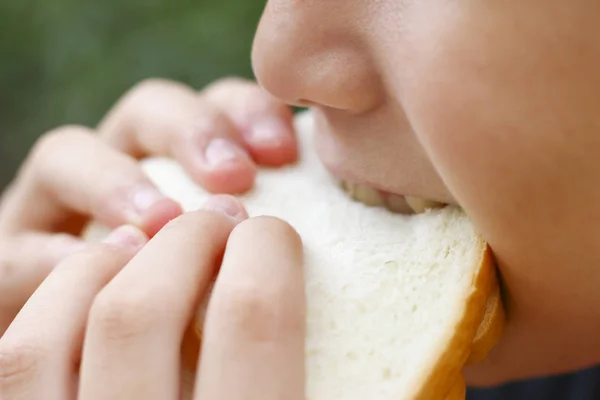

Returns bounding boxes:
[0,0,266,189]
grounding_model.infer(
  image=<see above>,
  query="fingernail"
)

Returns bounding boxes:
[102,225,148,247]
[129,185,167,221]
[204,138,248,168]
[202,195,247,221]
[248,117,290,146]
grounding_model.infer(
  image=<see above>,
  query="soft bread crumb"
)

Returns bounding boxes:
[85,111,497,400]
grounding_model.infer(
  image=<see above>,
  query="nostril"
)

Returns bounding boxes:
[282,98,322,109]
[296,99,317,107]
[294,99,353,112]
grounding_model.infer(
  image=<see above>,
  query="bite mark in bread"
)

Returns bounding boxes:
[84,111,504,399]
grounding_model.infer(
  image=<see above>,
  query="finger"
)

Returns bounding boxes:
[203,77,298,166]
[0,226,147,400]
[0,126,182,237]
[79,196,247,400]
[195,216,305,400]
[98,79,257,194]
[0,232,85,333]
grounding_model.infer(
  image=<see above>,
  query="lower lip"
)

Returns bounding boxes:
[339,179,416,214]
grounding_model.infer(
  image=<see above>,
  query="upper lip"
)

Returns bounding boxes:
[310,106,454,205]
[311,107,408,198]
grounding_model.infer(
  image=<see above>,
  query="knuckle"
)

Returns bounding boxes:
[127,78,191,103]
[89,288,169,343]
[130,77,172,95]
[192,108,231,137]
[204,77,285,111]
[0,344,42,388]
[243,97,293,128]
[226,80,287,114]
[250,89,284,111]
[208,76,253,91]
[29,126,92,171]
[100,78,182,135]
[33,126,91,156]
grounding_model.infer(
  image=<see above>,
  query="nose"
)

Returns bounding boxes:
[252,1,383,113]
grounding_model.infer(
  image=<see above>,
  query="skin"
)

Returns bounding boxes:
[252,0,600,386]
[0,197,306,399]
[1,0,600,394]
[0,78,297,333]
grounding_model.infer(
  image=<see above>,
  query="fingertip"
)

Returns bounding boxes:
[202,194,249,222]
[194,161,257,195]
[138,197,184,238]
[102,224,148,248]
[249,140,298,166]
[177,135,258,195]
[244,117,298,166]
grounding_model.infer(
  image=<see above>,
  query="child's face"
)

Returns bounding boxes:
[253,1,600,383]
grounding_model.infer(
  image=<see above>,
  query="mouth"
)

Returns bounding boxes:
[339,179,447,215]
[309,107,449,215]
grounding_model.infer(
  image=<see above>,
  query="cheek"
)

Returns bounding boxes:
[395,1,600,256]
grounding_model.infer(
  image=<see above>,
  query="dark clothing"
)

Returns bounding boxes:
[467,366,600,400]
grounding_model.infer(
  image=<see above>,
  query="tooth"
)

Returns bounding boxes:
[352,184,385,207]
[405,196,445,214]
[347,182,357,199]
[385,194,414,214]
[339,179,349,191]
[341,180,355,197]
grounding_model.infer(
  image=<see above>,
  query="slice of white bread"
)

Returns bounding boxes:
[85,111,504,399]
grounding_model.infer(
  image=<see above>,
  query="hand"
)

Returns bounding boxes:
[0,195,306,400]
[0,77,297,334]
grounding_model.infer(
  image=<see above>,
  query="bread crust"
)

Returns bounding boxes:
[444,374,466,400]
[180,241,504,400]
[89,108,505,398]
[466,265,505,366]
[406,241,500,400]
